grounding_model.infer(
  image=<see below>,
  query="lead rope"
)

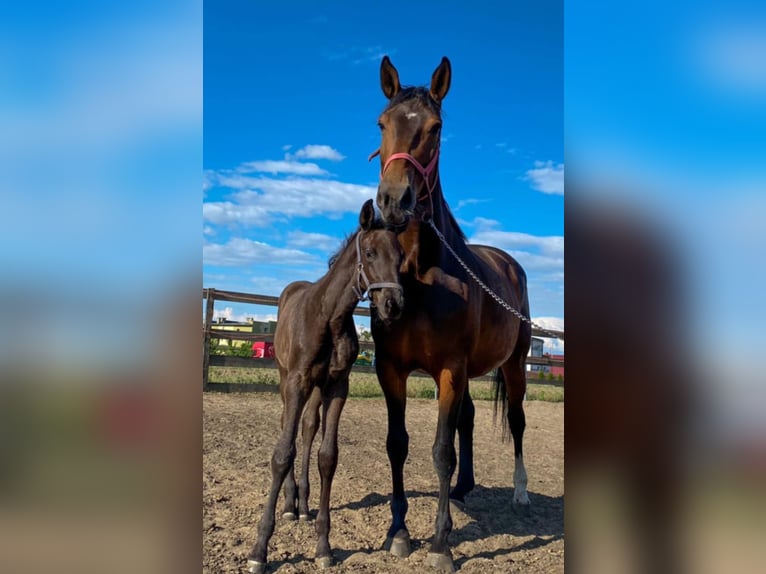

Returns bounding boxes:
[377,149,562,340]
[426,218,564,341]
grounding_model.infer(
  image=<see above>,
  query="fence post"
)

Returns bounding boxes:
[203,288,216,390]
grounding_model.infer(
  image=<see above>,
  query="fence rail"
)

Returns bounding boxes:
[203,287,564,390]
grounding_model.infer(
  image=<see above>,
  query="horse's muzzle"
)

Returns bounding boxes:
[377,183,414,227]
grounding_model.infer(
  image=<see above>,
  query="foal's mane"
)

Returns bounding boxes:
[327,216,387,269]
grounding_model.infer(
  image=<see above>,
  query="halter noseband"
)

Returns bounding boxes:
[351,231,403,303]
[381,149,440,200]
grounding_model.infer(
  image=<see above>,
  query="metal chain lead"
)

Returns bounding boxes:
[427,219,563,340]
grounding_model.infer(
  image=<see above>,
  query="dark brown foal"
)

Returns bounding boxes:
[247,199,404,573]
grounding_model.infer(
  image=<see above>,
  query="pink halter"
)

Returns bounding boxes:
[381,149,440,201]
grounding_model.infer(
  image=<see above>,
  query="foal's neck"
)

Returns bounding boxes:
[317,234,362,328]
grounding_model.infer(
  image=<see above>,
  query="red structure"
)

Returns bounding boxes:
[252,341,275,359]
[550,354,565,378]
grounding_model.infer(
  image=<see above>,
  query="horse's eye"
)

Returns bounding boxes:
[377,122,385,132]
[365,249,375,260]
[429,123,442,136]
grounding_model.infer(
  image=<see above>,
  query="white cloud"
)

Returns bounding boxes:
[469,218,564,262]
[289,144,345,161]
[698,22,766,94]
[531,317,565,354]
[203,225,215,236]
[237,160,329,176]
[525,160,564,195]
[203,238,317,267]
[287,230,342,252]
[203,176,376,225]
[212,306,278,323]
[456,198,491,211]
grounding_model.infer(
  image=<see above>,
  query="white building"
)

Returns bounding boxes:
[527,337,544,372]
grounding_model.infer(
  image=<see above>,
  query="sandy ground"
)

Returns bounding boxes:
[203,393,563,573]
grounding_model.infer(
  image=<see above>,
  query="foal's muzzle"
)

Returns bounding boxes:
[371,287,404,323]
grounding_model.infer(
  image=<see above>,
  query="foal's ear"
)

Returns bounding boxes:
[430,57,451,103]
[359,199,375,231]
[380,55,400,100]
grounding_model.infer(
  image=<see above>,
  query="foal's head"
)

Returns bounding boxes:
[355,199,404,323]
[374,56,451,227]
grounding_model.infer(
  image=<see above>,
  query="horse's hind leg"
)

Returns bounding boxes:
[247,376,309,574]
[450,387,475,506]
[298,386,321,520]
[502,344,531,511]
[313,378,348,568]
[281,386,320,520]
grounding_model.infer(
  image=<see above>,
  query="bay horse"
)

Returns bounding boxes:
[369,56,532,572]
[247,199,404,573]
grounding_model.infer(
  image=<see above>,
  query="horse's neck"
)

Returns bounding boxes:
[315,241,360,328]
[403,184,466,270]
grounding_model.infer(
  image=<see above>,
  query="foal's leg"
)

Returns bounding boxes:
[502,354,530,511]
[295,387,321,520]
[377,360,411,557]
[247,377,309,574]
[313,378,348,568]
[428,365,466,573]
[450,387,475,506]
[280,371,299,519]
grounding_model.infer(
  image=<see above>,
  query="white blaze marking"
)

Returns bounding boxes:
[405,112,418,120]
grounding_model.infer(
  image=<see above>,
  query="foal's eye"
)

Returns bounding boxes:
[365,249,375,260]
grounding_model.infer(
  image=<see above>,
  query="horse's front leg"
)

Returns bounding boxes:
[376,359,411,558]
[247,376,308,574]
[428,365,466,573]
[313,377,348,568]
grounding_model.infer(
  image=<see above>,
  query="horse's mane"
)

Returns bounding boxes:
[327,216,387,268]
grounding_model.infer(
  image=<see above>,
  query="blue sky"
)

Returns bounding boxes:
[203,1,563,350]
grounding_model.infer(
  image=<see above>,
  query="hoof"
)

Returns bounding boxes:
[282,511,297,521]
[246,559,266,574]
[449,498,466,514]
[427,552,456,572]
[316,555,333,569]
[512,500,531,516]
[384,529,411,558]
[299,513,311,522]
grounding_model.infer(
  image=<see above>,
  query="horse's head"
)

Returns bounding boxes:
[374,56,451,227]
[356,199,404,323]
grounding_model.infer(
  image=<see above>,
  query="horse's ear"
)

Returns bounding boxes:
[360,199,375,231]
[380,55,400,100]
[430,57,451,103]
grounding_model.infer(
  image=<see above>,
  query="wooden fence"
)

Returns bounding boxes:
[203,287,564,391]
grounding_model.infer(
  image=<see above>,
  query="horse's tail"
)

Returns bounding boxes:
[492,367,511,442]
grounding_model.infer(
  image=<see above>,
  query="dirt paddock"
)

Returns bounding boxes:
[203,393,563,573]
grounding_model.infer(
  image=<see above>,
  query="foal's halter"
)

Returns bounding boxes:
[352,231,402,303]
